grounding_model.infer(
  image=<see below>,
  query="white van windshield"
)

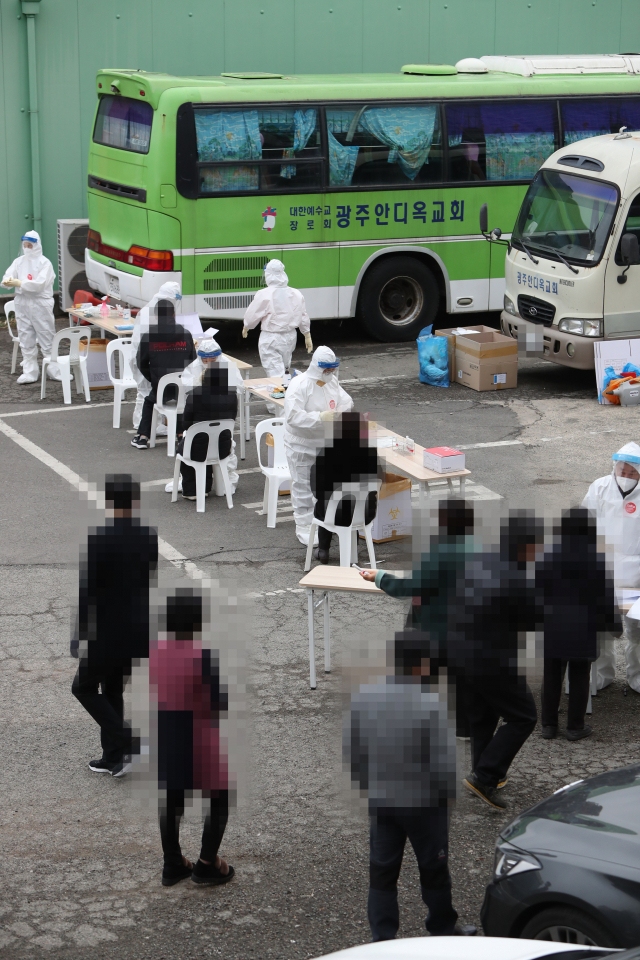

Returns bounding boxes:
[512,169,618,266]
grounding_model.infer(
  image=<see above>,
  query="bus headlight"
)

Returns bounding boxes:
[504,294,518,316]
[558,318,603,337]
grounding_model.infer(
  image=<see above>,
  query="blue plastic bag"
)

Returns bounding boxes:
[416,325,449,388]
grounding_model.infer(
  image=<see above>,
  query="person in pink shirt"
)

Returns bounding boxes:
[149,589,234,887]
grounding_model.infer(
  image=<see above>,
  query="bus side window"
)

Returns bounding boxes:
[615,195,640,265]
[562,98,640,146]
[447,100,557,183]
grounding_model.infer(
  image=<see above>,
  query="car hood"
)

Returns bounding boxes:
[501,764,640,867]
[313,936,614,960]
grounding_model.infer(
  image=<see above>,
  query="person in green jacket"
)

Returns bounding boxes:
[360,499,477,734]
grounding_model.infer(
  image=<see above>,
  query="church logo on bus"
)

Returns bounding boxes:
[262,206,277,231]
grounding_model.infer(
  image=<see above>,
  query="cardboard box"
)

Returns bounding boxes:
[436,325,497,380]
[85,338,113,390]
[363,472,412,543]
[454,331,518,392]
[423,446,466,473]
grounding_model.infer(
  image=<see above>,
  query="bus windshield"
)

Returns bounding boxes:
[512,169,618,266]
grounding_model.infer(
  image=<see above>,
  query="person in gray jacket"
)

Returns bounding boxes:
[344,631,477,942]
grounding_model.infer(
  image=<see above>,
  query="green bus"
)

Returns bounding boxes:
[85,54,640,342]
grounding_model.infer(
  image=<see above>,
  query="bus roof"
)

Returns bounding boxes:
[96,66,640,110]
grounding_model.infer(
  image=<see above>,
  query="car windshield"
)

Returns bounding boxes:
[512,169,618,266]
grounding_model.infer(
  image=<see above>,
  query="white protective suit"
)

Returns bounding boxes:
[243,259,312,414]
[283,346,353,545]
[2,232,60,382]
[131,281,182,429]
[179,339,241,493]
[582,441,640,691]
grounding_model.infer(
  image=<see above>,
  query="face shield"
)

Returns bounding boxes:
[613,459,640,494]
[317,359,340,381]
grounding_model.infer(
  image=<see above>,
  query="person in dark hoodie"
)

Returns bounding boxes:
[71,475,158,778]
[537,507,619,741]
[132,298,196,450]
[177,365,238,501]
[310,411,383,563]
[448,510,544,810]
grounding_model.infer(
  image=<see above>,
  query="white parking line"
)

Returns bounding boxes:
[0,418,209,583]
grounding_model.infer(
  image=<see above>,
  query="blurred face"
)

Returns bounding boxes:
[202,356,219,367]
[615,461,640,481]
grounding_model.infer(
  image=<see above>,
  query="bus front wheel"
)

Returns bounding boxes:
[357,256,439,342]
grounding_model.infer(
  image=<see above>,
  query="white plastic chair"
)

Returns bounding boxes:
[255,418,292,528]
[150,372,186,457]
[106,338,137,428]
[41,328,91,404]
[305,480,380,571]
[171,419,235,513]
[4,300,20,374]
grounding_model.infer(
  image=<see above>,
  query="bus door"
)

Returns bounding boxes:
[604,194,640,337]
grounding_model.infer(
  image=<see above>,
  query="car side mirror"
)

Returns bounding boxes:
[621,232,640,265]
[479,203,488,235]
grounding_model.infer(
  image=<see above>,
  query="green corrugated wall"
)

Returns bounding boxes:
[0,0,638,282]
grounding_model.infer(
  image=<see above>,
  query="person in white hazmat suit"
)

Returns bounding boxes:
[130,281,182,434]
[582,442,640,692]
[284,346,353,545]
[242,259,313,414]
[2,232,61,383]
[164,337,240,495]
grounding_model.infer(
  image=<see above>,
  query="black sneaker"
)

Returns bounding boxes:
[541,725,558,739]
[88,758,114,774]
[463,772,507,810]
[191,859,235,886]
[565,725,592,741]
[110,757,132,778]
[316,548,330,564]
[497,776,508,790]
[131,435,148,449]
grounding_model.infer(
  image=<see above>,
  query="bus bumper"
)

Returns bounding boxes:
[500,311,599,370]
[85,250,182,309]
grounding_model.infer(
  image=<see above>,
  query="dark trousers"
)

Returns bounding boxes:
[71,659,132,765]
[315,492,377,550]
[464,676,537,789]
[139,383,179,438]
[159,790,229,866]
[368,808,457,942]
[542,658,590,730]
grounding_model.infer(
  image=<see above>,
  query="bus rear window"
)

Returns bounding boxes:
[93,95,153,154]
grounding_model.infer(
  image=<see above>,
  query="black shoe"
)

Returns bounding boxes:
[541,725,558,739]
[131,435,148,449]
[463,772,507,810]
[110,756,132,778]
[162,861,194,887]
[565,725,592,741]
[88,758,114,774]
[454,924,478,936]
[497,776,508,790]
[317,547,330,564]
[191,859,235,886]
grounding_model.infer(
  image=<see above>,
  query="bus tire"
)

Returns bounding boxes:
[356,256,440,342]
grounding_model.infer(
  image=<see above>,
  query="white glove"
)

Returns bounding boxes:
[2,277,17,287]
[242,326,248,338]
[11,279,21,288]
[319,410,336,422]
[304,332,313,354]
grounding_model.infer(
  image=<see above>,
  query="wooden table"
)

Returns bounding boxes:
[298,566,384,688]
[371,425,471,506]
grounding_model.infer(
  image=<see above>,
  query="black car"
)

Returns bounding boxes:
[482,764,640,948]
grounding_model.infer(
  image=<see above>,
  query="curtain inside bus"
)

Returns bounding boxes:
[326,104,438,186]
[562,99,640,144]
[93,95,153,154]
[447,101,556,182]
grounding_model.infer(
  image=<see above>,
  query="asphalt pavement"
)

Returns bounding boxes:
[2,313,640,960]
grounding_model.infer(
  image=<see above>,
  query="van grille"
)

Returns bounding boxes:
[204,294,256,310]
[517,294,555,326]
[204,276,264,292]
[204,256,270,273]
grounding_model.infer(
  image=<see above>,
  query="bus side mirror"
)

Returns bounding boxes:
[479,203,488,235]
[621,232,640,265]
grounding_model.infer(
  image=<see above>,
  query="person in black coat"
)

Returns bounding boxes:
[448,511,544,810]
[537,508,620,741]
[132,299,196,449]
[310,411,383,563]
[71,475,158,777]
[177,365,238,500]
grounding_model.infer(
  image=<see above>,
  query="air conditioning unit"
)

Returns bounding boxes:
[57,219,90,311]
